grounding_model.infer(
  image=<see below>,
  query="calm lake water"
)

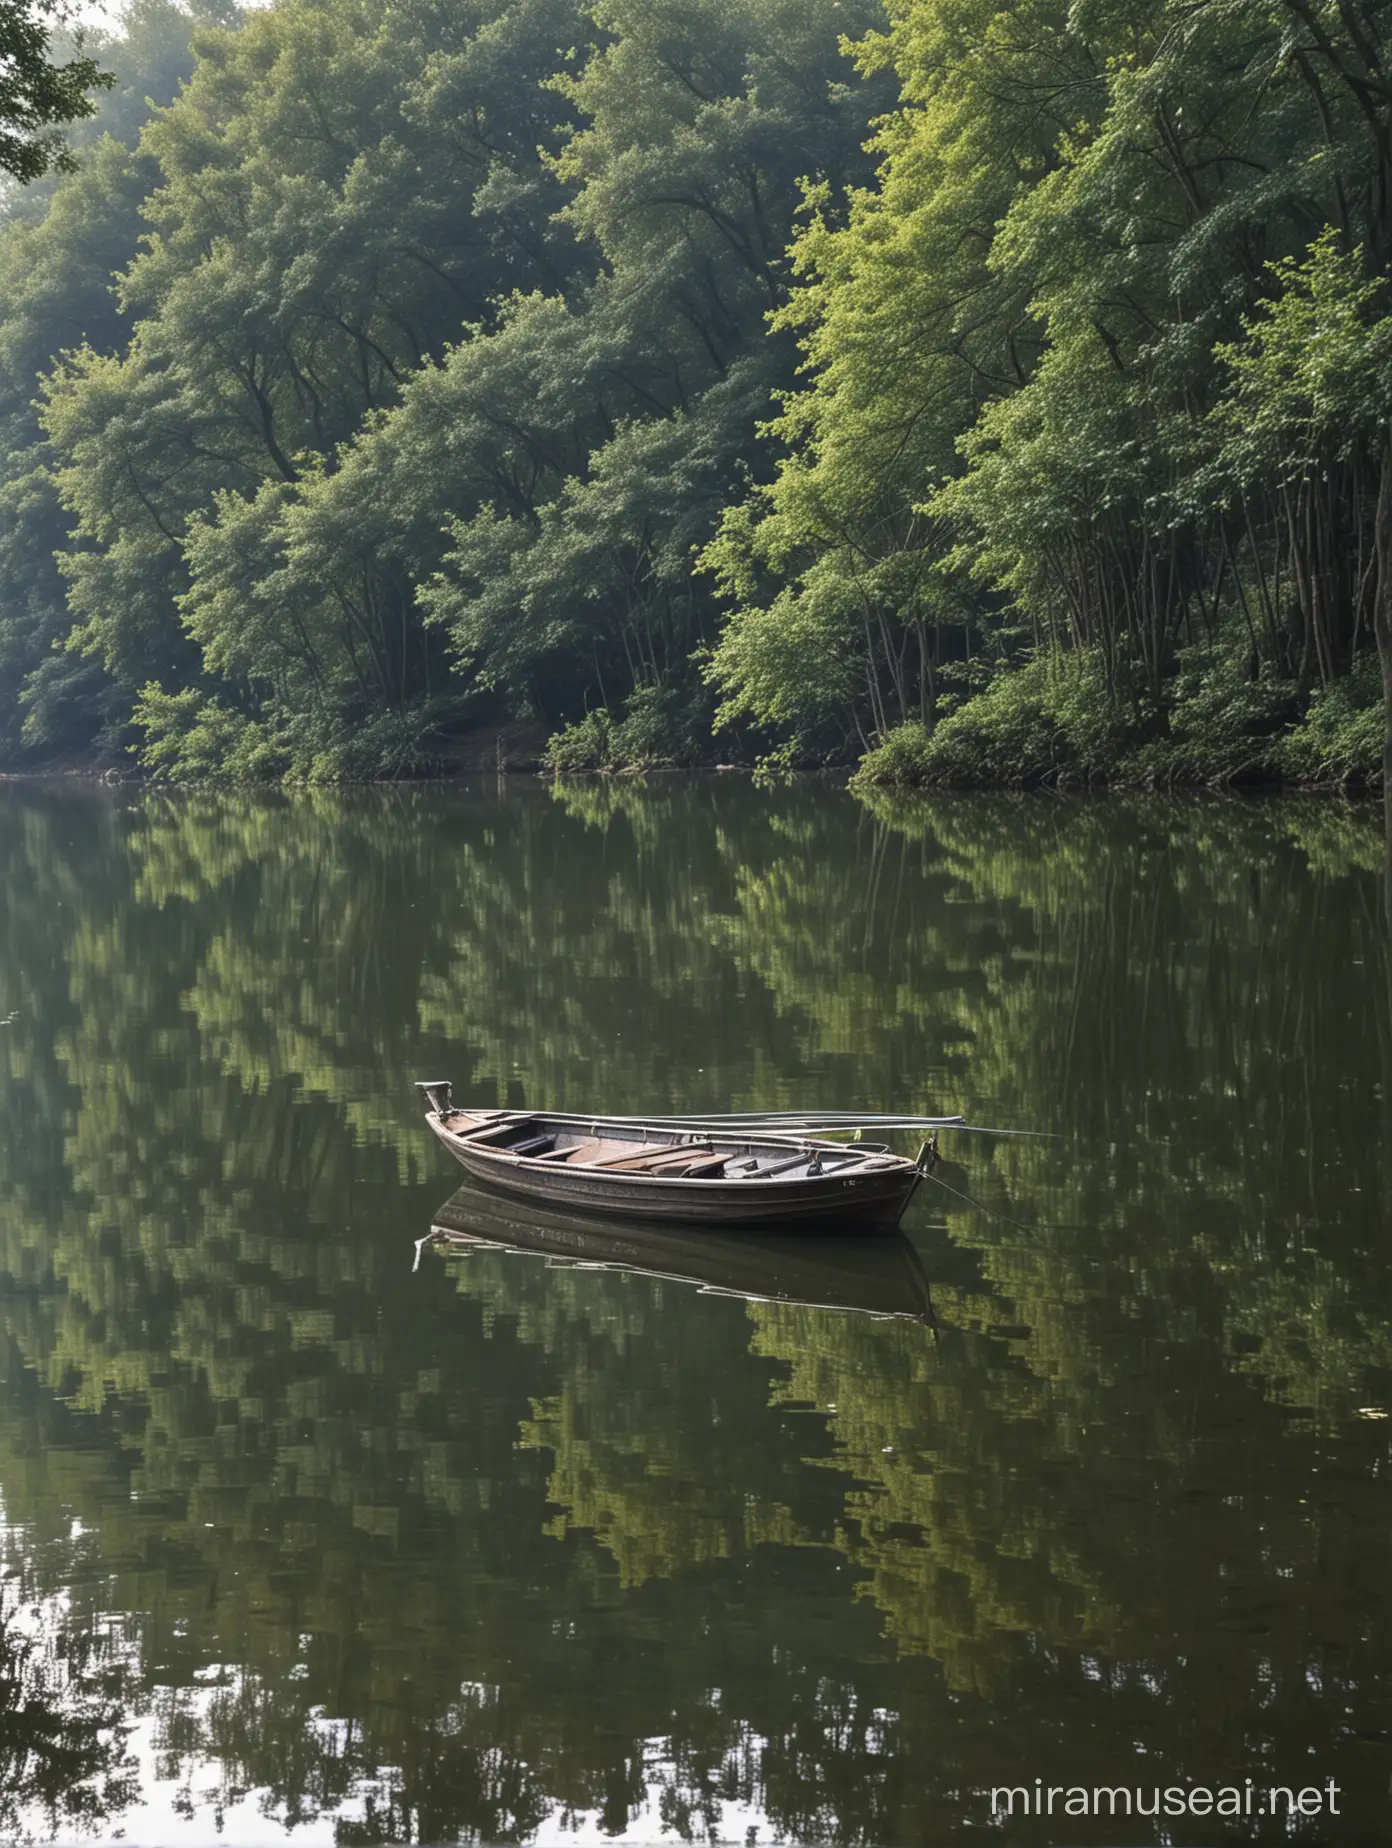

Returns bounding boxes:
[0,777,1388,1846]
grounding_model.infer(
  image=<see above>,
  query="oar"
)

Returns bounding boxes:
[496,1110,964,1139]
[677,1115,1057,1139]
[415,1085,1049,1141]
[505,1109,1049,1141]
[627,1110,968,1130]
[597,1111,1057,1137]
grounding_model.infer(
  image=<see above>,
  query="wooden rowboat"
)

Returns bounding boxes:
[423,1184,939,1323]
[414,1082,931,1229]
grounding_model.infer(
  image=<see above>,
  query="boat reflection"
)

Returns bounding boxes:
[420,1184,939,1325]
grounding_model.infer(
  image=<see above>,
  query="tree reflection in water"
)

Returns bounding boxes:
[0,1589,136,1839]
[0,780,1386,1841]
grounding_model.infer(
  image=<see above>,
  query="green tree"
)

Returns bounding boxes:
[0,1,218,761]
[702,0,1103,755]
[1210,234,1392,778]
[706,0,1392,782]
[42,0,597,774]
[0,0,111,182]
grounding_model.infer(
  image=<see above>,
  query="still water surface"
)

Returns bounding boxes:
[0,778,1388,1845]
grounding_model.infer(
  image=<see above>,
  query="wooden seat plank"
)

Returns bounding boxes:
[533,1138,617,1164]
[579,1144,672,1170]
[456,1116,538,1145]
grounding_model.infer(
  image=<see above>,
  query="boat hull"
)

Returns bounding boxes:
[422,1107,923,1230]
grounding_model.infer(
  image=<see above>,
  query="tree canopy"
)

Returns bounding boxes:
[5,0,1392,780]
[0,0,112,182]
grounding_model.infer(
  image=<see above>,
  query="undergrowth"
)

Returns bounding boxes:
[852,642,1384,790]
[542,683,716,772]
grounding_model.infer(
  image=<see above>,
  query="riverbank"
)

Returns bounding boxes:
[5,655,1384,793]
[849,656,1385,793]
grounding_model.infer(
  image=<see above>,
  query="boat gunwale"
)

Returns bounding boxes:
[427,1110,916,1191]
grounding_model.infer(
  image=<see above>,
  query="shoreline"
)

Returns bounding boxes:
[0,759,1381,801]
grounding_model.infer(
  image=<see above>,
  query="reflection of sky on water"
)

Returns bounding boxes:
[5,1506,784,1846]
[40,1658,781,1847]
[98,1734,776,1848]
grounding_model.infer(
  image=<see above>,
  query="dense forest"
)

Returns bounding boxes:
[4,0,1392,784]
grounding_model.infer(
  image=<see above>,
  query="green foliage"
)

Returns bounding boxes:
[699,567,864,755]
[32,0,599,767]
[0,1,212,762]
[412,0,890,738]
[542,680,715,771]
[134,683,451,781]
[133,685,283,782]
[1135,636,1301,784]
[844,720,934,787]
[0,0,112,182]
[4,0,895,778]
[852,639,1389,788]
[543,706,613,772]
[290,703,449,782]
[1213,232,1392,489]
[5,0,1392,779]
[713,0,1392,780]
[852,654,1137,787]
[853,636,1388,788]
[1279,654,1385,785]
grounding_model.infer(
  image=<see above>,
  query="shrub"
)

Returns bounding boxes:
[851,654,1135,788]
[849,638,1383,790]
[134,687,287,784]
[542,708,612,772]
[1135,638,1298,784]
[847,721,935,787]
[543,682,716,772]
[1279,654,1383,785]
[293,706,445,783]
[136,688,448,783]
